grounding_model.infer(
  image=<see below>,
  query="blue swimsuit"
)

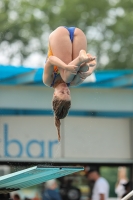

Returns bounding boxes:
[64,26,75,42]
[50,26,76,87]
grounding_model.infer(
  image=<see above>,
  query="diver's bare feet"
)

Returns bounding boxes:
[79,50,89,64]
[87,53,95,59]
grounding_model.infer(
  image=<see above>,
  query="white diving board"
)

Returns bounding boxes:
[0,165,84,194]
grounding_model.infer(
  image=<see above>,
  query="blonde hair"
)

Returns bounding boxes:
[52,96,71,141]
[118,167,128,181]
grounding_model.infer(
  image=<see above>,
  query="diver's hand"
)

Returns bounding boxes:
[65,64,79,75]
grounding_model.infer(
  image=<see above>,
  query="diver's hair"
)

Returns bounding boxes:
[52,96,71,141]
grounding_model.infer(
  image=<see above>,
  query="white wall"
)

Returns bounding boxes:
[0,116,131,162]
[64,117,130,159]
[0,86,133,111]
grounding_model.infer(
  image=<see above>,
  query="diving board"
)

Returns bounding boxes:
[0,165,84,194]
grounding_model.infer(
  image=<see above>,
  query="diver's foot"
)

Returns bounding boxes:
[79,50,89,64]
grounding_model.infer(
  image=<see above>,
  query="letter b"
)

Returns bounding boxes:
[4,124,23,157]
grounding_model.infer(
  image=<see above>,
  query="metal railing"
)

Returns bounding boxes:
[121,191,133,200]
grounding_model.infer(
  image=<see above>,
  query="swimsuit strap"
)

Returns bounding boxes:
[50,72,70,87]
[50,73,59,87]
[67,82,70,87]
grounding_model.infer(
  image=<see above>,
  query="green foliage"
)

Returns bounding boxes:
[0,0,133,69]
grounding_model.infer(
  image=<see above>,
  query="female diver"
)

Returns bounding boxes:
[43,26,96,141]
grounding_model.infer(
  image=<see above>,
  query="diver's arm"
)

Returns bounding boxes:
[42,56,78,86]
[42,58,56,87]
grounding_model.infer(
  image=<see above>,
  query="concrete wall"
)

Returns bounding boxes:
[0,85,133,111]
[0,116,132,163]
[0,85,133,163]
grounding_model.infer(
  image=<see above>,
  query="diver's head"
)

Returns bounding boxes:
[52,83,71,141]
[53,82,71,101]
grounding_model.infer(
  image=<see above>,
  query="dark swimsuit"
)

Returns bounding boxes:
[50,26,76,87]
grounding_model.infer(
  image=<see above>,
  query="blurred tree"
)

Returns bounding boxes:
[0,0,133,69]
